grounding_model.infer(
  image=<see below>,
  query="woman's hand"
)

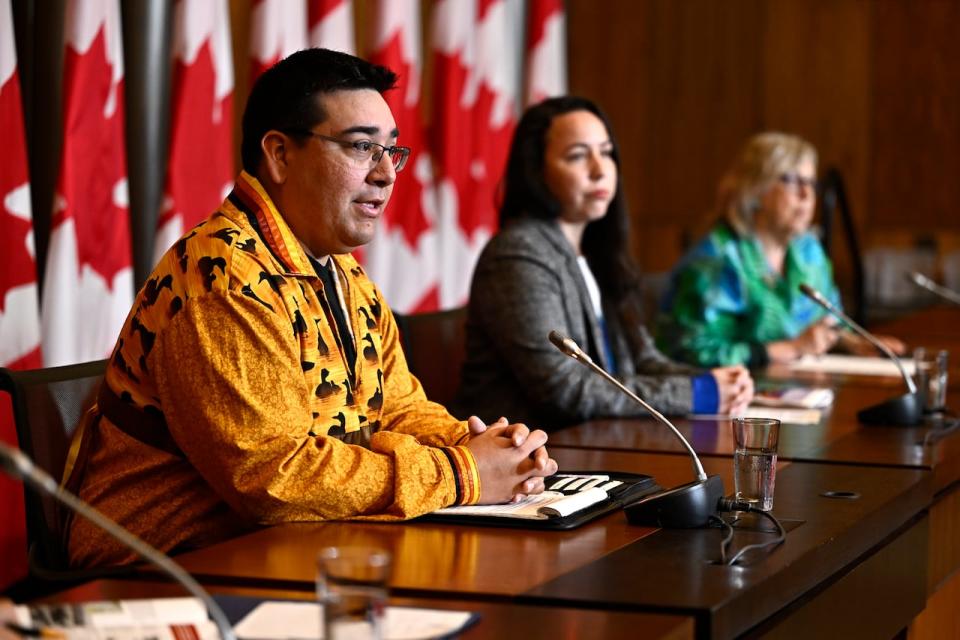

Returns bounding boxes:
[766,318,839,363]
[711,365,754,415]
[838,332,908,357]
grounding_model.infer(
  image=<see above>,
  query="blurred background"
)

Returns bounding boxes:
[6,0,960,345]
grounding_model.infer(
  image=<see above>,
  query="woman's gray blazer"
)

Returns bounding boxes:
[454,217,704,430]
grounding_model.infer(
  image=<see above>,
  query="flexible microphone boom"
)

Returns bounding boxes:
[0,442,236,640]
[798,283,921,426]
[908,271,960,306]
[548,330,724,528]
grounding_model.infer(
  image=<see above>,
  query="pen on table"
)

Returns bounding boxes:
[4,622,67,639]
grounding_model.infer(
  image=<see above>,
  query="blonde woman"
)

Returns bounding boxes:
[658,132,904,367]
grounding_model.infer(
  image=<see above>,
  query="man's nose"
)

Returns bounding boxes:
[368,152,396,187]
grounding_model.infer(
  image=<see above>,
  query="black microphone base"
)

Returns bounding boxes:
[858,392,922,427]
[624,475,724,528]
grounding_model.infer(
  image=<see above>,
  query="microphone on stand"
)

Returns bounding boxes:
[548,330,724,528]
[0,442,236,640]
[908,271,960,306]
[798,283,921,426]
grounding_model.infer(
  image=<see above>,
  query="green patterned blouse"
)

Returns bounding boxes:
[657,222,840,367]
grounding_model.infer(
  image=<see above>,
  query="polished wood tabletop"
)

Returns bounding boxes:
[40,580,694,640]
[38,579,695,640]
[543,308,958,638]
[528,455,930,639]
[873,305,960,343]
[549,384,960,491]
[170,452,734,595]
[161,448,930,639]
[764,305,960,386]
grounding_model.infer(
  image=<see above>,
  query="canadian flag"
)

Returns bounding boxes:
[0,0,38,589]
[429,0,522,308]
[364,0,439,312]
[525,0,567,105]
[249,0,307,84]
[154,0,234,263]
[308,0,354,54]
[41,0,133,367]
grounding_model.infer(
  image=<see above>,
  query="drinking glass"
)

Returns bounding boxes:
[733,417,781,512]
[914,348,948,413]
[317,546,391,640]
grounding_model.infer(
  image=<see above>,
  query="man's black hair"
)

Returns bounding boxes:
[240,48,398,173]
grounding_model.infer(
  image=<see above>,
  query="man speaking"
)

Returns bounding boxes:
[65,49,557,568]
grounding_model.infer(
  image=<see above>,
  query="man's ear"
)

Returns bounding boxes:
[260,131,291,185]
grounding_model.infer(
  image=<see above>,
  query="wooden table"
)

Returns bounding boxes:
[171,453,695,596]
[162,449,930,640]
[535,451,929,639]
[549,386,960,490]
[548,358,960,638]
[873,305,960,345]
[763,305,960,386]
[37,579,695,640]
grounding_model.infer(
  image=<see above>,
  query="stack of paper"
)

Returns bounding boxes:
[753,387,835,409]
[789,354,915,378]
[14,598,218,640]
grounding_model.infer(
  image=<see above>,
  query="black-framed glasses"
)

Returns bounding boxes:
[288,129,410,171]
[777,173,817,192]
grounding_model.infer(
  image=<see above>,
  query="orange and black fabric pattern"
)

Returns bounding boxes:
[65,171,479,568]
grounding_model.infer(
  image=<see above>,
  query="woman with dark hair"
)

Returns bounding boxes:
[454,97,753,429]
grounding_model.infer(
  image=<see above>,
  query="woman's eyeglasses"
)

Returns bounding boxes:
[777,173,817,192]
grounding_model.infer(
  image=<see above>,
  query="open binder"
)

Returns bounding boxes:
[420,471,660,530]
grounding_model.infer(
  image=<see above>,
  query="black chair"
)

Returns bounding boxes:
[394,307,467,408]
[0,359,108,581]
[819,166,866,325]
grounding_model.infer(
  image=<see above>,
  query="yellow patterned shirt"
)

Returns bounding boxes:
[66,172,480,568]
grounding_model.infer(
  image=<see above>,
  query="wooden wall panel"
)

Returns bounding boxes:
[871,0,960,232]
[762,0,871,295]
[567,1,654,264]
[13,0,960,296]
[569,0,768,272]
[641,0,766,235]
[567,0,959,292]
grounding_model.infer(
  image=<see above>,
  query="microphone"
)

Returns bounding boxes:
[798,283,921,426]
[0,442,236,640]
[908,271,960,306]
[548,330,724,528]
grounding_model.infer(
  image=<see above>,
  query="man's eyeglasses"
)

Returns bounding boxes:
[777,173,817,192]
[288,130,411,172]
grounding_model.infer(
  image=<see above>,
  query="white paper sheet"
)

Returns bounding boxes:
[740,406,823,425]
[752,386,835,409]
[234,601,475,640]
[788,354,915,377]
[432,486,608,519]
[14,599,217,640]
[689,406,823,425]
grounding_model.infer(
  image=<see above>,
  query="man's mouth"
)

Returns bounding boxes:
[354,198,384,216]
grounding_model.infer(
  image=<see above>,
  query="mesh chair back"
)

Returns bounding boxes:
[0,360,106,573]
[394,307,467,408]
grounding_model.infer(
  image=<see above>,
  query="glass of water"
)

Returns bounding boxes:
[317,546,391,640]
[914,348,949,414]
[732,417,781,512]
